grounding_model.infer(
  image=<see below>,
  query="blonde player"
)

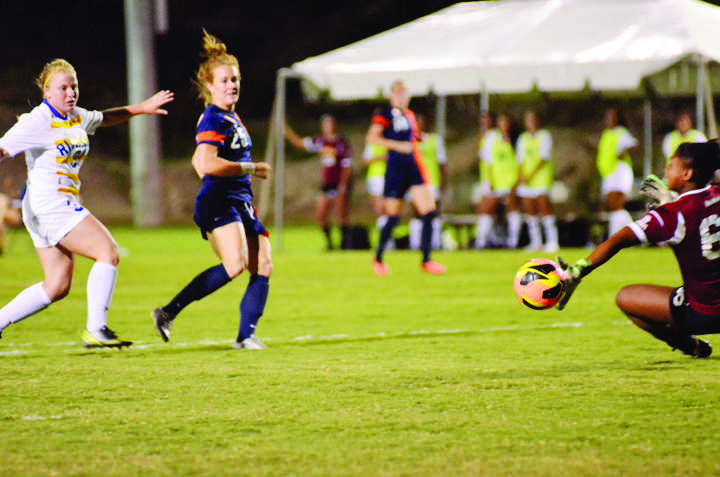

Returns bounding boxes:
[0,59,173,347]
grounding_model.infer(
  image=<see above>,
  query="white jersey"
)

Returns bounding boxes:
[0,101,103,200]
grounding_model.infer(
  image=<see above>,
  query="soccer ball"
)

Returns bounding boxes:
[513,258,566,310]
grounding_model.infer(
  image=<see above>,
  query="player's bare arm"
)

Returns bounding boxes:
[100,90,175,127]
[366,123,412,155]
[192,143,270,179]
[0,147,9,163]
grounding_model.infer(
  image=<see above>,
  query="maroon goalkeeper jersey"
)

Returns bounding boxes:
[629,184,720,315]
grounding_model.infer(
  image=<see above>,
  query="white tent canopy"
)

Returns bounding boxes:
[291,0,720,98]
[268,0,720,249]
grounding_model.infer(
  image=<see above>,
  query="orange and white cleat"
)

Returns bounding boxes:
[421,260,446,275]
[373,259,389,277]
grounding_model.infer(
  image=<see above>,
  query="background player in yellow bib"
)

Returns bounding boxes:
[409,113,446,251]
[596,108,638,237]
[516,110,558,252]
[474,113,521,249]
[363,141,389,243]
[662,111,706,165]
[0,59,173,347]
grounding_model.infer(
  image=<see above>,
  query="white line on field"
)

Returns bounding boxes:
[0,322,584,356]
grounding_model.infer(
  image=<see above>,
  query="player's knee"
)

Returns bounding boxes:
[45,280,72,302]
[258,255,273,278]
[615,286,634,312]
[224,260,247,279]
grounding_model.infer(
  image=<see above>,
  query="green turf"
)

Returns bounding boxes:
[1,226,719,476]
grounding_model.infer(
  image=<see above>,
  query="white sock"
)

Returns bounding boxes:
[432,217,442,250]
[409,218,421,250]
[376,216,388,230]
[0,282,52,332]
[608,209,633,236]
[543,215,559,250]
[86,262,118,333]
[526,215,542,250]
[507,212,522,249]
[475,215,492,249]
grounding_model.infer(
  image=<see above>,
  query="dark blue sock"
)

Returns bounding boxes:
[238,275,270,341]
[375,216,400,262]
[164,264,231,317]
[420,211,436,263]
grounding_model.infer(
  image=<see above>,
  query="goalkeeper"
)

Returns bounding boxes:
[557,141,720,358]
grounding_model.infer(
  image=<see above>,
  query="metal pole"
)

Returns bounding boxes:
[124,0,164,226]
[696,55,706,135]
[435,95,447,139]
[643,97,653,178]
[273,68,288,251]
[480,83,489,113]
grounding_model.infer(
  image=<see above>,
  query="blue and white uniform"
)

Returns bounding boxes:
[0,100,102,247]
[193,104,267,239]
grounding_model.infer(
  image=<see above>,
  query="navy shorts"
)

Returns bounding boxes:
[669,286,720,335]
[321,183,339,199]
[383,157,426,200]
[193,196,268,240]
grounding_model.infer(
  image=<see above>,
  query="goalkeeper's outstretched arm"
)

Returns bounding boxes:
[558,227,640,310]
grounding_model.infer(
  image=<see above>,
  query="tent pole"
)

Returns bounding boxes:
[274,68,289,252]
[696,54,706,134]
[480,83,489,113]
[703,68,717,138]
[643,98,653,178]
[435,95,447,139]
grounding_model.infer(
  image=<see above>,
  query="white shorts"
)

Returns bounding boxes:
[516,185,550,199]
[601,161,633,196]
[22,191,90,248]
[366,176,384,197]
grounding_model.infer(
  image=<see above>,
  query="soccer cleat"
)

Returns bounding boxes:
[232,336,268,350]
[81,326,132,349]
[684,338,713,358]
[421,260,446,275]
[151,307,174,342]
[373,259,389,277]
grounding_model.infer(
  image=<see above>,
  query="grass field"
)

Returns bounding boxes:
[1,226,720,476]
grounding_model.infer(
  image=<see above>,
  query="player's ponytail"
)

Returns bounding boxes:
[194,29,240,106]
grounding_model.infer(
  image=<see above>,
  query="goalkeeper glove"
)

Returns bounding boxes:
[639,174,678,209]
[556,257,592,311]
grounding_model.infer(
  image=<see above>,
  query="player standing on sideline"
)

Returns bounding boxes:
[558,141,720,358]
[285,114,352,250]
[151,31,272,350]
[367,80,445,276]
[0,59,173,347]
[363,141,389,244]
[662,111,707,165]
[474,113,521,249]
[516,110,559,253]
[409,113,447,251]
[596,108,638,237]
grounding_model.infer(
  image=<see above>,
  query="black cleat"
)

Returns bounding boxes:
[676,337,712,358]
[151,308,174,342]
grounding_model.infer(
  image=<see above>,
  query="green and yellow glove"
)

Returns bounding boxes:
[639,174,678,209]
[556,257,592,311]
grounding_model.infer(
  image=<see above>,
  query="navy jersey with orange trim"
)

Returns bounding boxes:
[372,106,419,163]
[195,104,254,202]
